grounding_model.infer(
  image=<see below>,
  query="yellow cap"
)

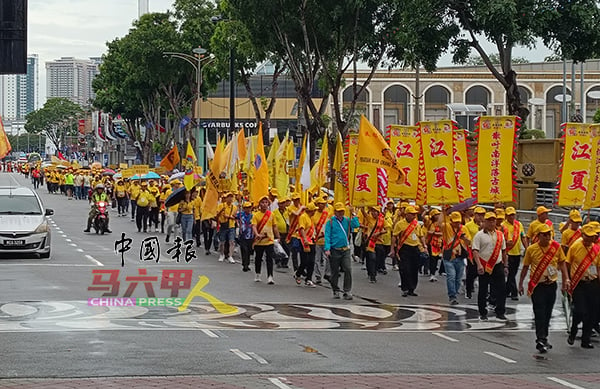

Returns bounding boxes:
[484,212,497,220]
[291,193,301,200]
[405,206,418,214]
[474,206,486,214]
[259,195,270,203]
[429,209,441,217]
[242,201,253,208]
[569,209,583,223]
[306,202,317,211]
[400,202,409,208]
[280,196,290,203]
[495,209,505,220]
[450,211,462,223]
[334,202,346,212]
[315,198,327,205]
[505,206,516,216]
[536,224,552,234]
[269,188,279,197]
[170,179,182,186]
[582,223,599,237]
[537,206,551,215]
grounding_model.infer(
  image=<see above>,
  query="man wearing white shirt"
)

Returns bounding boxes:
[472,212,508,321]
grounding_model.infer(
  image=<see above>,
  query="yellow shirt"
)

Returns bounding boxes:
[115,184,127,198]
[273,208,288,234]
[527,219,554,240]
[312,210,330,245]
[380,211,394,246]
[442,223,471,251]
[217,203,238,228]
[178,200,194,215]
[561,228,581,248]
[297,212,314,243]
[566,240,600,281]
[159,191,169,211]
[193,197,203,220]
[130,184,141,201]
[523,242,566,283]
[503,220,524,256]
[136,190,152,207]
[148,187,159,208]
[252,210,276,246]
[393,219,423,248]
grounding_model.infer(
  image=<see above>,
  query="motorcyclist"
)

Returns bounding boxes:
[84,184,112,233]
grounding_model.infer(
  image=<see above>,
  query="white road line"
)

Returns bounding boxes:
[247,352,269,364]
[483,351,517,364]
[76,249,84,252]
[85,254,104,267]
[268,378,292,389]
[432,332,459,342]
[61,235,67,238]
[230,348,252,360]
[69,243,77,247]
[65,239,72,242]
[547,377,588,389]
[201,329,219,338]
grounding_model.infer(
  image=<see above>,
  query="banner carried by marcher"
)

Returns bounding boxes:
[418,120,459,204]
[584,125,600,209]
[349,133,378,207]
[453,129,472,202]
[387,125,420,200]
[476,116,518,203]
[559,122,593,207]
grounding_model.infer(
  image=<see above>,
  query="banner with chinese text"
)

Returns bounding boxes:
[559,123,593,207]
[418,120,460,204]
[476,116,518,203]
[387,125,420,199]
[349,134,378,207]
[453,129,472,202]
[584,125,600,209]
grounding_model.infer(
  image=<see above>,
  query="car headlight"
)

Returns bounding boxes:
[34,222,49,233]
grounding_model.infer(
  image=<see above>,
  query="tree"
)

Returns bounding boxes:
[465,54,529,66]
[25,98,83,152]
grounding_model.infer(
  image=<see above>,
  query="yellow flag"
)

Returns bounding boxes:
[333,131,348,205]
[558,122,592,207]
[275,133,290,197]
[201,136,225,220]
[237,128,247,162]
[267,135,280,188]
[310,133,328,193]
[585,125,600,209]
[357,115,405,185]
[251,123,269,204]
[0,116,12,159]
[349,133,377,207]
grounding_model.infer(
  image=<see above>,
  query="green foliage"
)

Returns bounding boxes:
[466,54,530,66]
[519,129,546,139]
[593,108,600,123]
[24,98,83,150]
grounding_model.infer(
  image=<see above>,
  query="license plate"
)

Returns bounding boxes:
[4,240,25,246]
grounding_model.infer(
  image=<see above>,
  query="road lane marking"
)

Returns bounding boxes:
[62,235,67,238]
[483,351,516,364]
[547,377,587,389]
[201,329,219,338]
[247,352,269,364]
[432,332,459,342]
[65,239,72,242]
[69,243,77,247]
[268,378,292,389]
[85,255,104,267]
[230,348,252,360]
[76,249,84,252]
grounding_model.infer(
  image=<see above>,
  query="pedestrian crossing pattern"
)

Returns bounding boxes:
[0,301,569,332]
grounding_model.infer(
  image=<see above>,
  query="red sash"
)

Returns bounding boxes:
[314,211,329,240]
[480,230,503,274]
[428,225,442,256]
[527,241,561,296]
[567,229,582,247]
[367,214,385,251]
[532,220,553,244]
[300,224,315,251]
[397,219,419,249]
[285,210,302,243]
[506,221,519,250]
[569,243,600,294]
[254,210,272,245]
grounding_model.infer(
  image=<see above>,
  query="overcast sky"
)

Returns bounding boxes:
[28,0,553,106]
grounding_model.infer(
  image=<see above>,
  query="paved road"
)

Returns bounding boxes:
[0,172,598,389]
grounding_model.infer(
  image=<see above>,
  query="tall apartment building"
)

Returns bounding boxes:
[46,57,101,107]
[0,54,39,120]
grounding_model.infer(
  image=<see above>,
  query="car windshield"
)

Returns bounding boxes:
[0,195,42,215]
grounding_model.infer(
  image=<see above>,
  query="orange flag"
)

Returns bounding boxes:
[159,144,180,171]
[0,116,12,159]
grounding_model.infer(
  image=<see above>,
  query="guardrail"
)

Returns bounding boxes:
[536,187,558,208]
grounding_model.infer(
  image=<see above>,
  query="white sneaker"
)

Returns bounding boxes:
[227,256,235,264]
[429,275,438,282]
[154,228,159,233]
[255,274,261,282]
[267,276,274,285]
[218,254,225,262]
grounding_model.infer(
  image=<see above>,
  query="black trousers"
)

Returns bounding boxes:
[366,250,377,279]
[531,282,557,344]
[570,280,600,344]
[277,232,290,266]
[296,245,315,281]
[376,244,389,271]
[239,238,254,270]
[477,262,506,316]
[465,260,478,297]
[192,220,202,247]
[136,206,149,232]
[506,255,521,298]
[202,220,214,251]
[399,245,420,292]
[255,244,274,277]
[429,254,440,276]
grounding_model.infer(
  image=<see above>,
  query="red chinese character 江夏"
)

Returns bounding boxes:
[355,173,372,192]
[400,167,412,187]
[161,269,193,297]
[395,141,414,158]
[429,138,449,158]
[568,170,588,191]
[88,269,120,297]
[432,167,452,189]
[570,141,592,160]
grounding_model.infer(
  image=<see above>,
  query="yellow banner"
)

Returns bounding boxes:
[419,120,459,204]
[153,166,167,174]
[453,129,472,202]
[559,123,593,207]
[132,164,149,176]
[584,126,600,209]
[477,116,517,203]
[349,134,378,207]
[388,125,419,199]
[121,168,134,178]
[119,163,128,169]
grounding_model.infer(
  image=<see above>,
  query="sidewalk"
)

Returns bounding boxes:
[1,373,598,389]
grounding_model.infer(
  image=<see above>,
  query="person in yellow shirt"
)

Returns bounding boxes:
[426,209,443,281]
[504,206,526,301]
[464,206,486,298]
[148,182,160,232]
[114,179,128,217]
[159,184,171,234]
[442,212,472,305]
[360,207,387,283]
[135,181,152,233]
[378,201,394,275]
[273,197,290,268]
[565,223,600,349]
[527,206,554,244]
[165,179,183,243]
[391,206,425,297]
[128,180,141,221]
[312,198,331,284]
[192,188,203,247]
[252,196,281,284]
[177,189,195,242]
[518,223,568,354]
[216,192,238,263]
[294,202,317,287]
[561,210,583,254]
[287,193,304,272]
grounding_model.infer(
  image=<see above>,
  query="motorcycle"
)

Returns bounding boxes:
[93,201,109,234]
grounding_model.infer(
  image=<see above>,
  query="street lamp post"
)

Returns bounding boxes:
[211,15,235,141]
[163,49,215,172]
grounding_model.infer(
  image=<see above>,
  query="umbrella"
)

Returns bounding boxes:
[169,172,185,182]
[164,187,186,208]
[91,161,102,170]
[113,172,122,179]
[448,197,478,213]
[142,171,161,180]
[102,168,116,176]
[130,174,142,180]
[562,291,572,329]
